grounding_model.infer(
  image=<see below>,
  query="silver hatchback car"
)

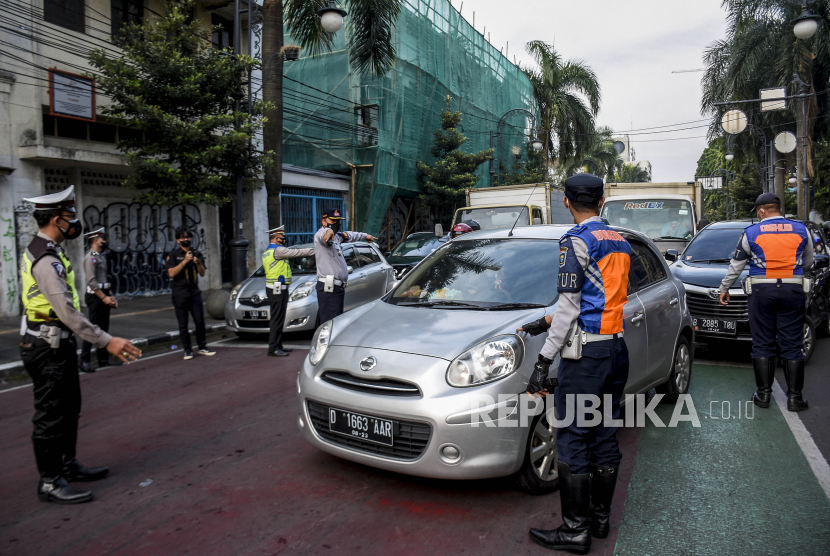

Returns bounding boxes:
[297,225,694,494]
[224,241,395,338]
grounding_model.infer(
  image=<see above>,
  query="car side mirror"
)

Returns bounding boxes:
[665,249,678,262]
[435,223,444,238]
[532,217,542,225]
[815,254,830,269]
[347,265,354,274]
[697,218,709,230]
[384,251,391,257]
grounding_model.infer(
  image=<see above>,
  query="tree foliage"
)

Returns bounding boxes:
[563,126,622,181]
[504,141,549,186]
[89,0,272,206]
[614,163,651,183]
[417,97,493,225]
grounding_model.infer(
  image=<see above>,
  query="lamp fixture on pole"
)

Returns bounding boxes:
[792,1,821,40]
[318,1,348,33]
[531,134,544,152]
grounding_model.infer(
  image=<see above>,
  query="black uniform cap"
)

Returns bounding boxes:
[752,192,781,210]
[564,173,605,203]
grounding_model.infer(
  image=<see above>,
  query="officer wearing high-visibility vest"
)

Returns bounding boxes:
[19,185,141,505]
[79,227,119,373]
[263,226,315,357]
[518,173,631,554]
[720,192,814,412]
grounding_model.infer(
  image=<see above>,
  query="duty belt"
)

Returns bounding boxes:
[583,330,624,343]
[86,282,111,294]
[318,277,346,287]
[743,276,810,295]
[25,325,72,339]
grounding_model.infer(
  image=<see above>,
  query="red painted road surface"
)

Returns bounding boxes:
[0,348,639,555]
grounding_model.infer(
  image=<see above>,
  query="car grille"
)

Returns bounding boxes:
[239,296,269,308]
[687,291,749,319]
[306,401,431,460]
[237,319,269,329]
[321,371,421,397]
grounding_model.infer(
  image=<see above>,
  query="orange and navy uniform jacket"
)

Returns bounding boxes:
[560,221,632,334]
[741,218,809,278]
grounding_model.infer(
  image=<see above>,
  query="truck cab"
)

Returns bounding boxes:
[452,204,545,231]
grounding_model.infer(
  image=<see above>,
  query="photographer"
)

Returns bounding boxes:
[165,228,215,360]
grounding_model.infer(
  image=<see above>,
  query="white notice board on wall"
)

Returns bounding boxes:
[50,69,95,121]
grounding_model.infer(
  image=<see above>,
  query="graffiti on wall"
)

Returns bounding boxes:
[83,202,204,296]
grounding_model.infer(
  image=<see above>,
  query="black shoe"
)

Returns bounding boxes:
[751,357,774,408]
[37,477,93,504]
[63,458,109,482]
[783,360,809,412]
[528,463,592,554]
[589,464,619,539]
[280,348,294,353]
[79,361,94,373]
[267,350,289,357]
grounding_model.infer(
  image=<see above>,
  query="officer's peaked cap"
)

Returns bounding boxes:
[24,185,76,212]
[84,227,106,238]
[268,225,285,235]
[322,207,344,219]
[564,174,604,203]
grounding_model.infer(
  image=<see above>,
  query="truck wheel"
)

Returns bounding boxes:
[657,336,692,403]
[514,410,559,495]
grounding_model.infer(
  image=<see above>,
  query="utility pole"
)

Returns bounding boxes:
[794,73,811,220]
[231,0,250,286]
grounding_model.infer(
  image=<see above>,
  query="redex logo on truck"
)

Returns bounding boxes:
[623,202,664,210]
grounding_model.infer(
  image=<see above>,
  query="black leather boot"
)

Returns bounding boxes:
[751,357,774,408]
[529,463,592,554]
[589,464,619,539]
[37,477,93,504]
[63,458,109,482]
[783,360,809,412]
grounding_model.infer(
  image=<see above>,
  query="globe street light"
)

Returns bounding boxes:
[318,1,348,33]
[792,1,821,40]
[531,135,544,151]
[725,151,735,162]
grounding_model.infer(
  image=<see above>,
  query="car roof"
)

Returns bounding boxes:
[703,219,754,229]
[450,223,653,244]
[604,194,695,202]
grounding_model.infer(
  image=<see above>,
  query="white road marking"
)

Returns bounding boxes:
[207,338,309,350]
[772,379,830,502]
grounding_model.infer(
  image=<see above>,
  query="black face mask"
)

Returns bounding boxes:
[180,240,192,248]
[99,241,108,251]
[328,221,341,234]
[58,217,82,240]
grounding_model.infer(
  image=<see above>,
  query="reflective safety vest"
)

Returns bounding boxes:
[21,235,80,323]
[744,218,809,278]
[562,221,632,335]
[263,243,292,285]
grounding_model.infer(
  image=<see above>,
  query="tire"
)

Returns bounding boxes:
[657,336,692,404]
[803,316,816,364]
[514,410,560,495]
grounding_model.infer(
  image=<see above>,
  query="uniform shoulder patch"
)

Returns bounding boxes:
[52,261,66,278]
[559,246,569,267]
[91,257,96,264]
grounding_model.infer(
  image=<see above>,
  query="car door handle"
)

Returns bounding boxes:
[361,274,367,279]
[669,297,679,306]
[631,312,644,323]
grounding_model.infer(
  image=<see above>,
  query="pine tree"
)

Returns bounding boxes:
[417,97,493,225]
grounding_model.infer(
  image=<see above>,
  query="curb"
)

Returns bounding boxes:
[0,323,228,380]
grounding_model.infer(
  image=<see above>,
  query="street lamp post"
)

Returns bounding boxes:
[489,108,542,187]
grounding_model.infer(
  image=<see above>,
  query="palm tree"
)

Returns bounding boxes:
[700,0,830,218]
[262,0,402,227]
[523,40,601,171]
[563,126,622,181]
[614,163,651,183]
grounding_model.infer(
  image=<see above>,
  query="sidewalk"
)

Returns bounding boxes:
[0,293,225,367]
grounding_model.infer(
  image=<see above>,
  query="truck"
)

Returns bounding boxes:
[452,183,571,231]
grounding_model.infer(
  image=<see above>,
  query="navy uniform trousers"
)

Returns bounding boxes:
[316,282,345,324]
[267,289,289,352]
[748,282,805,361]
[553,337,629,475]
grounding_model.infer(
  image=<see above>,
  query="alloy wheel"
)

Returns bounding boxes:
[674,343,691,394]
[530,415,558,482]
[803,323,813,357]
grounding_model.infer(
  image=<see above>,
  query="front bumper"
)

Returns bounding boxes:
[297,345,534,480]
[684,283,752,341]
[224,292,318,334]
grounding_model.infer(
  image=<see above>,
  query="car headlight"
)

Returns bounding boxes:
[446,334,524,387]
[230,283,242,301]
[309,320,332,366]
[289,281,315,302]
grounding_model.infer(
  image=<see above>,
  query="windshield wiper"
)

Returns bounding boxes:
[398,300,486,309]
[487,303,546,311]
[691,258,732,264]
[654,236,688,240]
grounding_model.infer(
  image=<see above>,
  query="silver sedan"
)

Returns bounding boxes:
[297,225,694,494]
[224,241,395,338]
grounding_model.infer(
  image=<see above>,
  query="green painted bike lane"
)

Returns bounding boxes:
[614,363,830,555]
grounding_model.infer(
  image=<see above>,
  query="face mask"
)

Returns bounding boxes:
[58,217,82,240]
[328,221,341,234]
[180,240,192,248]
[99,241,109,252]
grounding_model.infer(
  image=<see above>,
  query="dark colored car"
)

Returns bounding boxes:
[668,219,830,362]
[385,231,448,279]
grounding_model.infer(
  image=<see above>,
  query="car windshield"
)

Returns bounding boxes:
[601,199,695,240]
[455,206,529,231]
[388,238,559,308]
[391,235,439,258]
[251,244,316,277]
[681,227,746,263]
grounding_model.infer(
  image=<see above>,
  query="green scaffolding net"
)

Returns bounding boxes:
[282,0,536,235]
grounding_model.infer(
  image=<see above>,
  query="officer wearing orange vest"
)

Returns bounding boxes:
[518,174,632,554]
[720,192,813,412]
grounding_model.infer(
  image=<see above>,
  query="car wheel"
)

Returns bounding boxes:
[657,336,692,404]
[514,410,559,495]
[803,316,816,363]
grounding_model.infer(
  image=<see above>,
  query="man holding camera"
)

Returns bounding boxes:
[165,228,215,360]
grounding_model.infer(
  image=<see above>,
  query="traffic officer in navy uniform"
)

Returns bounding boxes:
[518,174,632,554]
[19,186,141,504]
[263,226,315,357]
[79,227,120,373]
[313,207,376,324]
[720,192,813,412]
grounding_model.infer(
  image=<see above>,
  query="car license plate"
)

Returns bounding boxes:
[243,310,268,320]
[328,407,394,446]
[693,317,736,335]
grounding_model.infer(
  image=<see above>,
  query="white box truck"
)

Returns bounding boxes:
[452,183,571,231]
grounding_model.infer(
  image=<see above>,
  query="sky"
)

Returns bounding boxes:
[460,0,730,182]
